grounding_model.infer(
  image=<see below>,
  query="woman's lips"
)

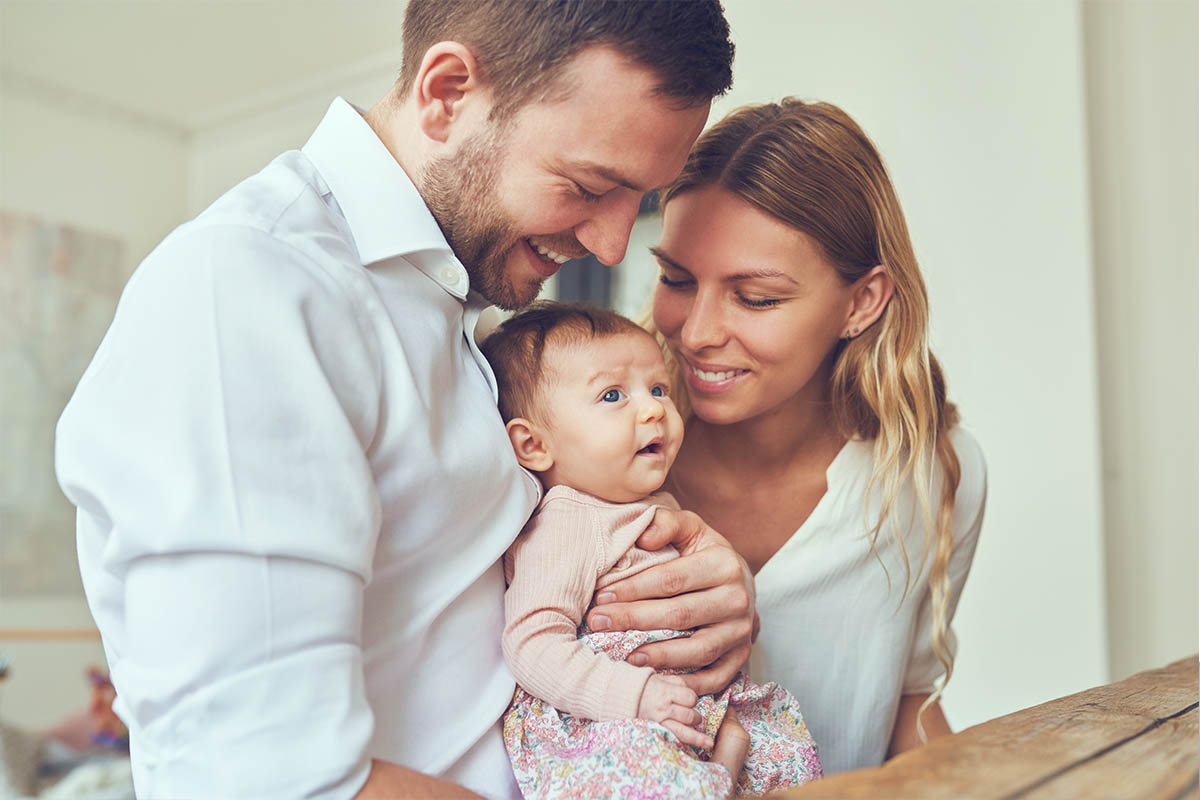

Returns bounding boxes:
[681,358,749,392]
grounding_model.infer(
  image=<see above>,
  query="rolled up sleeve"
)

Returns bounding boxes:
[902,428,988,696]
[57,223,383,798]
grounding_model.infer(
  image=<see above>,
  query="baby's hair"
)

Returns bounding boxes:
[481,301,649,423]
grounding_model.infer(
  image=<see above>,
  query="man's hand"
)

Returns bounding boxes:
[637,674,712,749]
[586,508,755,695]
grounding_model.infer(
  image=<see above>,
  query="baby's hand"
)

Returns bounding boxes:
[636,674,713,749]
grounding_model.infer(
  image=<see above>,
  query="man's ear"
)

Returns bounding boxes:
[411,41,489,144]
[505,418,554,473]
[843,264,895,339]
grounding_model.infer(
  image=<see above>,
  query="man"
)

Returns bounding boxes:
[56,2,747,797]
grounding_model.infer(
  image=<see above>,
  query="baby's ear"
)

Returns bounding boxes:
[505,418,554,472]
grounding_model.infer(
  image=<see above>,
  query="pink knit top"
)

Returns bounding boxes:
[502,485,680,722]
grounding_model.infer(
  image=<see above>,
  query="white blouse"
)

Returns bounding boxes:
[748,427,987,775]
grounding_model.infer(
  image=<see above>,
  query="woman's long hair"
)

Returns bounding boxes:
[655,99,962,733]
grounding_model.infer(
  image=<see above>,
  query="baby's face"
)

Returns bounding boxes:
[537,331,684,503]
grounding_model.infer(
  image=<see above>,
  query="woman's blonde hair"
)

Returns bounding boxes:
[654,99,961,733]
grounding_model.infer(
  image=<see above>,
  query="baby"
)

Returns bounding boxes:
[481,302,821,799]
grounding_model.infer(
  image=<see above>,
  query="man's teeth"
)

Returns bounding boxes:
[532,242,572,264]
[691,366,744,382]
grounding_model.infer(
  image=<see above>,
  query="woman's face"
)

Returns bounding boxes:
[652,185,856,427]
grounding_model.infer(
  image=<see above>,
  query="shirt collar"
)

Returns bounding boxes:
[302,97,456,269]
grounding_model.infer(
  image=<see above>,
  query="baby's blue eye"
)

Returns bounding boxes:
[651,386,665,398]
[602,389,623,403]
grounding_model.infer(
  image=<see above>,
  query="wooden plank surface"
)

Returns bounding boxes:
[777,656,1198,799]
[1022,704,1196,799]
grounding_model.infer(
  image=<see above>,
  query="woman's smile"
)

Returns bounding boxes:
[680,356,751,393]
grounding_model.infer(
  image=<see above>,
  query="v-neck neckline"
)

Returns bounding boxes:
[752,437,858,579]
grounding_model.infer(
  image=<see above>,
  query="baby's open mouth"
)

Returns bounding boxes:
[636,441,663,456]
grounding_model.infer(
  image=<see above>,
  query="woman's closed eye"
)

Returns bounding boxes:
[658,275,692,291]
[737,291,784,308]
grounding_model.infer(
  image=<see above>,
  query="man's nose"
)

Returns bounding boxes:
[680,289,729,352]
[574,194,642,266]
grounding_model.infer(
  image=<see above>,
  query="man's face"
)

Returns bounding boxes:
[421,47,710,310]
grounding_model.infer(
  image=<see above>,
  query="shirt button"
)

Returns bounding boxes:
[441,267,459,284]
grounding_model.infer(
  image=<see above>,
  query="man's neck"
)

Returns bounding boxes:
[363,94,426,189]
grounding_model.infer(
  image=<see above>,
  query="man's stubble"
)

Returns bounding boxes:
[420,126,545,311]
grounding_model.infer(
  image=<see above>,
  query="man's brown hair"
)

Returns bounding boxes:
[400,0,734,115]
[480,301,649,423]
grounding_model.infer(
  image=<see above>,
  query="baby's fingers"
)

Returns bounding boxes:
[662,718,714,750]
[661,680,699,710]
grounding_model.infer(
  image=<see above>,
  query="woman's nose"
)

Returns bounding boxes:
[680,290,728,352]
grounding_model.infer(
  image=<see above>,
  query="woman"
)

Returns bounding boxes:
[644,99,987,774]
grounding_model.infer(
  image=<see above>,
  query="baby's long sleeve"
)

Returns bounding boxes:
[502,488,675,721]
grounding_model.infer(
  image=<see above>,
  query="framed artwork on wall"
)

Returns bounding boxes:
[0,210,123,599]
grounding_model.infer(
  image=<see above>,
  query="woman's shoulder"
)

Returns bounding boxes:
[834,425,986,536]
[947,425,987,518]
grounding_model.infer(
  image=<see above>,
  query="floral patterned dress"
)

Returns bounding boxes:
[502,625,822,799]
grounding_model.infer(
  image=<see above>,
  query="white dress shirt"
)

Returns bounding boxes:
[749,427,987,775]
[56,98,539,799]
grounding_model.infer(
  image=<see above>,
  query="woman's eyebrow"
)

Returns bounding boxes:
[727,267,800,285]
[650,247,799,285]
[649,246,690,272]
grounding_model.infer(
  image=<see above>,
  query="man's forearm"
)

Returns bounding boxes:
[354,759,483,799]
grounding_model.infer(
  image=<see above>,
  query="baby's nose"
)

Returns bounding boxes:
[639,398,665,423]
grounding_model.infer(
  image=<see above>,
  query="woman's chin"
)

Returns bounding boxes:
[687,395,753,427]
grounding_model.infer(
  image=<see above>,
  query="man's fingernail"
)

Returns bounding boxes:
[591,615,611,631]
[629,653,649,666]
[596,592,616,604]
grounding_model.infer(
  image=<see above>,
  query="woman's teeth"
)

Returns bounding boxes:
[691,366,745,382]
[531,241,572,264]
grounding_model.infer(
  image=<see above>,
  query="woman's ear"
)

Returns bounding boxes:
[843,264,895,339]
[412,41,489,144]
[505,418,554,473]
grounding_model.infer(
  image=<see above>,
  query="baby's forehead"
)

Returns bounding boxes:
[540,330,662,385]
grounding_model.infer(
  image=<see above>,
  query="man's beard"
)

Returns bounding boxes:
[420,128,544,310]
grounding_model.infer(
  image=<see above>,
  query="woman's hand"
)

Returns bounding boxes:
[585,508,755,695]
[711,710,750,795]
[637,674,712,749]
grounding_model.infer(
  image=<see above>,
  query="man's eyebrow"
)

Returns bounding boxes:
[651,247,799,285]
[568,161,646,193]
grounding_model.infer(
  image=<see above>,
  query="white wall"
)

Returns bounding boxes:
[0,79,190,728]
[187,60,400,215]
[1083,0,1199,681]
